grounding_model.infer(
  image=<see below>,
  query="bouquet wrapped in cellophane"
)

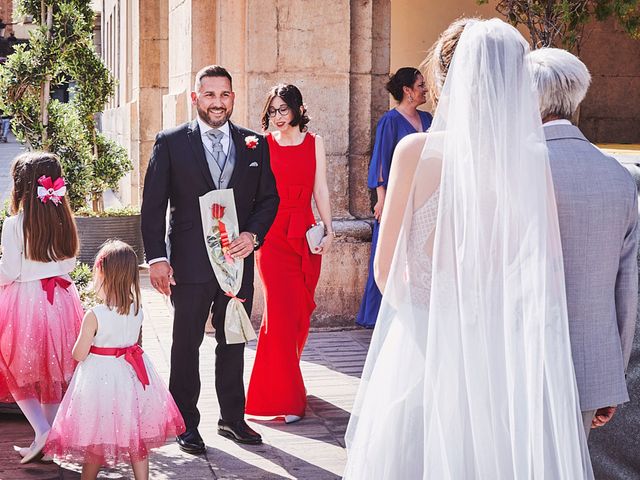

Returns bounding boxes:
[199,189,256,344]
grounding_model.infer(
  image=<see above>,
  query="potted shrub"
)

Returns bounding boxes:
[0,0,138,264]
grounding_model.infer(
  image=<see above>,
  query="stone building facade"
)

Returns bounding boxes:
[100,0,640,326]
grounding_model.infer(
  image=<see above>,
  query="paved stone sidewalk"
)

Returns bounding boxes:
[0,271,372,479]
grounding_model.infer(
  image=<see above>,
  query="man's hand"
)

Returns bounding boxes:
[591,406,617,429]
[228,232,255,260]
[149,261,175,296]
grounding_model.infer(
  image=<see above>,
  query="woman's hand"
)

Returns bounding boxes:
[373,186,386,222]
[316,232,334,255]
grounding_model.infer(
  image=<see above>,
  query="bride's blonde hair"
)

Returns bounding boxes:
[422,17,478,107]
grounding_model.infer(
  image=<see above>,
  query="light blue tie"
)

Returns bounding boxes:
[206,129,226,170]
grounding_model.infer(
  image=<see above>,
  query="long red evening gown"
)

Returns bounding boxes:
[245,132,322,417]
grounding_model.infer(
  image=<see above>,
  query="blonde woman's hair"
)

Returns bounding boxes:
[94,240,141,315]
[422,17,479,107]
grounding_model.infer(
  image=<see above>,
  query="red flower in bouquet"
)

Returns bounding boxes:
[211,203,233,263]
[211,203,226,219]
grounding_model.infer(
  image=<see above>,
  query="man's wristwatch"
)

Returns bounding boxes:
[249,232,259,249]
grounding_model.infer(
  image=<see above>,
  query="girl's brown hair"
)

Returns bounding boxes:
[10,152,79,262]
[94,240,141,315]
[422,17,477,107]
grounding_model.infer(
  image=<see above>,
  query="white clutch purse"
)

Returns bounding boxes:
[306,221,325,254]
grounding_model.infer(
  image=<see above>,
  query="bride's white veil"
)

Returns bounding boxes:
[344,19,593,479]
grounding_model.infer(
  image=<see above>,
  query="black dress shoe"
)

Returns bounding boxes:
[217,419,262,445]
[176,428,206,454]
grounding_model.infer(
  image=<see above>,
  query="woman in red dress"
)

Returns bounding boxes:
[245,84,333,423]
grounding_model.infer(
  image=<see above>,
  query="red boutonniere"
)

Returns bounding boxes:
[245,135,259,149]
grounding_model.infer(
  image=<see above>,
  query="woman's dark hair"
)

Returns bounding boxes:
[385,67,421,102]
[261,84,310,132]
[10,151,79,262]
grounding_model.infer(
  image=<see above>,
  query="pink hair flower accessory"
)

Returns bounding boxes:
[37,175,67,205]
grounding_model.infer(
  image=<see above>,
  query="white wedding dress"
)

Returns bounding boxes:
[344,19,594,480]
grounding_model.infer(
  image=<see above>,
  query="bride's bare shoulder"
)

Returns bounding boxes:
[392,131,442,172]
[394,132,428,160]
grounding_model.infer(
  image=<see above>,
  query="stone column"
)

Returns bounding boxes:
[349,0,390,219]
[163,0,217,130]
[133,0,168,204]
[101,0,168,206]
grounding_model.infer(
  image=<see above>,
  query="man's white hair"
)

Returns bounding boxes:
[528,47,591,120]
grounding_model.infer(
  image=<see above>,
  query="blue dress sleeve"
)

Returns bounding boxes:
[420,111,434,132]
[367,112,397,189]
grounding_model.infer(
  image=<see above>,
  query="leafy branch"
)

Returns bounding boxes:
[477,0,640,51]
[0,0,131,211]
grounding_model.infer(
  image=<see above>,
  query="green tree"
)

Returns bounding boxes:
[477,0,640,51]
[0,0,132,211]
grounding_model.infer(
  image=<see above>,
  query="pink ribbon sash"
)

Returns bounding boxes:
[89,345,150,389]
[40,276,72,304]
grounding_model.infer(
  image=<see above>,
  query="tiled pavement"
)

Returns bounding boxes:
[1,272,372,480]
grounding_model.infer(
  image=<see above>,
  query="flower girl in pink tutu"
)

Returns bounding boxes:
[45,240,185,479]
[0,152,84,464]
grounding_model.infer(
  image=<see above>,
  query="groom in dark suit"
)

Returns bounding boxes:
[141,65,279,453]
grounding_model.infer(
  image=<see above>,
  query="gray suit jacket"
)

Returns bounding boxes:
[545,124,639,411]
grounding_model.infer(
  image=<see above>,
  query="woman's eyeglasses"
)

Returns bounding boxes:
[267,105,290,117]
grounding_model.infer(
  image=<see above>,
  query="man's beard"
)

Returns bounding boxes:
[197,104,232,128]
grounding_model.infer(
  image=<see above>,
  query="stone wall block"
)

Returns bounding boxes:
[138,139,155,195]
[350,0,373,74]
[580,75,640,143]
[581,19,640,76]
[167,1,192,93]
[191,0,217,72]
[313,234,371,325]
[581,117,640,145]
[138,88,166,142]
[349,73,375,155]
[139,38,168,88]
[349,153,373,219]
[162,91,190,129]
[218,0,246,71]
[277,2,350,72]
[247,0,278,72]
[371,0,391,75]
[246,73,350,154]
[327,154,350,218]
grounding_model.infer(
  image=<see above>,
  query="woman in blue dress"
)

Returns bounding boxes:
[356,67,433,328]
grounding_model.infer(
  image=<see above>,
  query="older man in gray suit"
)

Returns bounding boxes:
[529,48,639,438]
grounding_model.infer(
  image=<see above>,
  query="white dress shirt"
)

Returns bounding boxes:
[543,119,572,127]
[0,214,76,285]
